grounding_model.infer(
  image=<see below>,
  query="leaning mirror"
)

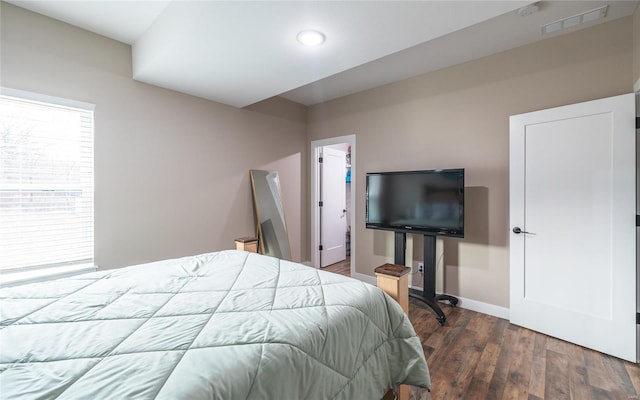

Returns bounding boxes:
[250,170,292,260]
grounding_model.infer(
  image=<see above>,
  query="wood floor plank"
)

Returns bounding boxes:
[502,327,535,400]
[487,323,518,398]
[473,342,501,384]
[566,345,591,400]
[464,310,485,332]
[461,377,491,400]
[545,336,568,355]
[584,347,618,392]
[428,317,475,399]
[590,386,632,400]
[488,318,509,346]
[625,361,640,394]
[569,365,592,400]
[477,314,497,342]
[423,329,444,350]
[527,333,547,398]
[321,257,351,275]
[601,352,636,396]
[544,349,570,400]
[423,307,470,374]
[442,329,484,399]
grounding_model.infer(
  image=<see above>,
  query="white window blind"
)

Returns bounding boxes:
[0,94,94,272]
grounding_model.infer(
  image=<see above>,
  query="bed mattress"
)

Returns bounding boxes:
[0,250,430,399]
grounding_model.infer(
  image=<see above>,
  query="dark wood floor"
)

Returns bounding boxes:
[320,257,351,275]
[322,259,640,400]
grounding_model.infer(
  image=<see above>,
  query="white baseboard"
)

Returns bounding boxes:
[353,274,510,320]
[453,295,510,320]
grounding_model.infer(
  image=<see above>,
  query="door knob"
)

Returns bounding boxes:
[512,227,533,235]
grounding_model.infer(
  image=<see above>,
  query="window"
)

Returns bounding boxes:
[0,91,94,273]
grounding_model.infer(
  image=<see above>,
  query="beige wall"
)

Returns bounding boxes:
[634,5,640,86]
[1,3,308,268]
[307,17,634,308]
[2,2,636,308]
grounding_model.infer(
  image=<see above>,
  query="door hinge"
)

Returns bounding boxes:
[319,201,323,207]
[319,245,323,251]
[636,117,640,130]
[636,312,640,324]
[637,215,640,227]
[319,157,323,163]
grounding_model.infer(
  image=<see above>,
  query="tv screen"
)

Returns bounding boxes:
[365,169,464,237]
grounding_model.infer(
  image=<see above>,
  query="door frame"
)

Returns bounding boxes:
[319,146,347,267]
[635,83,639,363]
[310,134,356,276]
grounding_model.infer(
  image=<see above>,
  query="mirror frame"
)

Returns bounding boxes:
[249,169,292,260]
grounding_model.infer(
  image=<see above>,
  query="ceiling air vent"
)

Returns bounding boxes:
[541,5,608,35]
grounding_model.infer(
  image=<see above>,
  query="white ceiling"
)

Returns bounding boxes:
[7,1,640,108]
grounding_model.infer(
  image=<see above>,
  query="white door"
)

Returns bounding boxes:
[510,93,636,362]
[320,147,347,267]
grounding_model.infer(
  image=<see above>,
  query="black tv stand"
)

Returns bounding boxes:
[394,232,458,325]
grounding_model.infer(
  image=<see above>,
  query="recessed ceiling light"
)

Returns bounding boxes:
[297,30,326,47]
[516,2,540,17]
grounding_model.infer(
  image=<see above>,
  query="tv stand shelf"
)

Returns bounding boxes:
[395,232,458,325]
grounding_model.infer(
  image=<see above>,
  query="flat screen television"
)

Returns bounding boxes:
[365,168,464,237]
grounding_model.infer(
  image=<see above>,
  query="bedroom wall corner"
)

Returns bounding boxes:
[245,96,310,263]
[633,4,640,86]
[1,2,308,267]
[306,16,633,309]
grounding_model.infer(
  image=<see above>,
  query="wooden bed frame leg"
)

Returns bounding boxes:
[376,264,412,400]
[398,384,410,400]
[382,385,410,400]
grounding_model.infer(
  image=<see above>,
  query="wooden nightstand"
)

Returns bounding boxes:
[234,237,258,253]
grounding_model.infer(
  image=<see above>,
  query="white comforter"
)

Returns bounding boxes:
[0,250,430,399]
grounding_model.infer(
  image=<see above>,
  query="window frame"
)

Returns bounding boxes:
[0,87,97,286]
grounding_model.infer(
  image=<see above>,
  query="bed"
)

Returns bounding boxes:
[0,250,430,399]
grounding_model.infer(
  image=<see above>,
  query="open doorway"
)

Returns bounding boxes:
[310,135,355,276]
